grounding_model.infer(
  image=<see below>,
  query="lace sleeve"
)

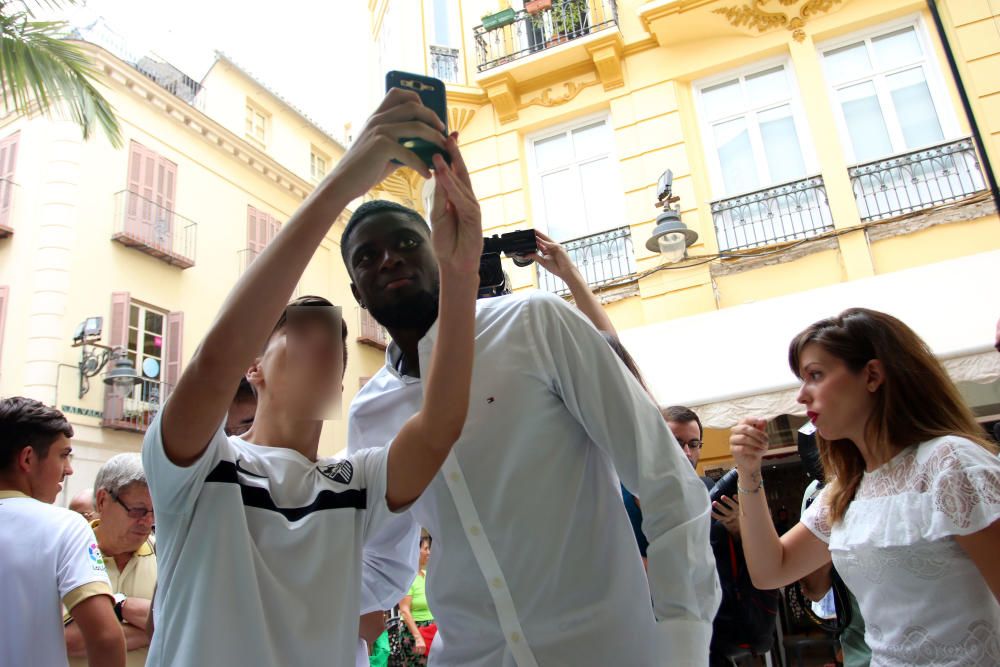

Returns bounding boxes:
[800,485,832,544]
[925,438,1000,539]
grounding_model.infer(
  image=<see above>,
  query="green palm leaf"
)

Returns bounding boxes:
[0,6,122,148]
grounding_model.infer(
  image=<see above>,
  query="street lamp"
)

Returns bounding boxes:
[72,317,142,399]
[646,169,698,263]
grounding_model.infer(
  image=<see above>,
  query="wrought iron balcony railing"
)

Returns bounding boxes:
[538,225,637,295]
[711,176,834,252]
[429,45,461,84]
[848,137,987,221]
[113,190,197,268]
[474,0,618,73]
[103,377,171,432]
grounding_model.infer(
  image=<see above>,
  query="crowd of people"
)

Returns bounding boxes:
[1,89,998,667]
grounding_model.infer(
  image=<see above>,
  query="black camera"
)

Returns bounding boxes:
[479,229,537,298]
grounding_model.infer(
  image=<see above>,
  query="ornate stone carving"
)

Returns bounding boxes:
[713,0,845,42]
[519,78,601,110]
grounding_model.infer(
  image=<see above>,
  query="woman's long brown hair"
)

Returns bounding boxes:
[789,307,996,524]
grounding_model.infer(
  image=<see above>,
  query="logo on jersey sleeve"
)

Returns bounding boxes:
[317,460,354,485]
[88,543,106,572]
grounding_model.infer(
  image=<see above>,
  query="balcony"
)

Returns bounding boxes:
[357,308,389,350]
[113,190,197,268]
[848,138,987,222]
[474,0,618,73]
[711,176,834,253]
[429,45,461,84]
[538,225,636,296]
[102,377,170,432]
[0,178,17,238]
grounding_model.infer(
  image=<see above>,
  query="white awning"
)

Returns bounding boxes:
[618,250,1000,429]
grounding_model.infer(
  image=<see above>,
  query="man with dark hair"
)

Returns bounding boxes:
[662,405,705,470]
[0,397,126,667]
[344,192,719,665]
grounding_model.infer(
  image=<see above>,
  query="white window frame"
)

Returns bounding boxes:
[817,14,961,165]
[245,101,269,147]
[694,56,819,200]
[309,147,328,182]
[525,112,625,241]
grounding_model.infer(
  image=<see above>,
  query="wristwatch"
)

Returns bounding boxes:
[113,593,127,623]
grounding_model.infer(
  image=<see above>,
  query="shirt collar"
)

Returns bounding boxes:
[383,319,441,382]
[0,490,30,500]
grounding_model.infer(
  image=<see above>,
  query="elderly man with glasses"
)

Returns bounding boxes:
[65,453,156,667]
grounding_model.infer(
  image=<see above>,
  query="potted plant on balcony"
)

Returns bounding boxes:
[525,0,553,14]
[481,4,516,31]
[531,0,588,46]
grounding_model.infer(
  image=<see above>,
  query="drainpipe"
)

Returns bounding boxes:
[926,0,1000,212]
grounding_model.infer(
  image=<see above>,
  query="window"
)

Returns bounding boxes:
[0,285,8,377]
[696,62,815,198]
[821,21,956,163]
[0,131,19,232]
[124,141,177,250]
[245,101,269,146]
[310,149,328,182]
[104,292,182,432]
[529,117,623,241]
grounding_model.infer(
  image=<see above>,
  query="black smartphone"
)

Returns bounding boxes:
[385,70,450,168]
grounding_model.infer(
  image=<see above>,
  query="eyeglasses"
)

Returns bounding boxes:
[111,492,154,520]
[678,439,703,450]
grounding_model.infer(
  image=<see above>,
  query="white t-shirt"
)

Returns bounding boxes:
[142,412,396,667]
[0,491,113,667]
[802,436,1000,666]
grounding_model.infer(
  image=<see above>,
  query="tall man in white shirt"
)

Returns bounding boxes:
[343,200,721,666]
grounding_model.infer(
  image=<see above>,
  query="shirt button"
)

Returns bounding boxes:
[491,577,503,589]
[469,525,481,536]
[511,632,522,643]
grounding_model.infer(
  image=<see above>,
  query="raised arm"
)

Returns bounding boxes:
[530,230,616,335]
[525,292,719,664]
[730,418,832,590]
[160,89,447,466]
[385,135,482,511]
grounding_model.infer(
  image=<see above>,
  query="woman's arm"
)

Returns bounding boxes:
[384,136,482,511]
[956,519,1000,602]
[398,595,425,654]
[530,230,616,335]
[731,418,832,590]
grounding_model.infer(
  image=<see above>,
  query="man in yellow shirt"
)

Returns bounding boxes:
[66,453,156,667]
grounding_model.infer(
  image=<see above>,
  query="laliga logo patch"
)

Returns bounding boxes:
[88,543,106,571]
[318,460,354,485]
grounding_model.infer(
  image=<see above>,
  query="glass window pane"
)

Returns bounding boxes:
[146,311,164,334]
[887,67,944,149]
[433,0,451,45]
[143,331,162,358]
[757,105,807,184]
[128,327,138,353]
[872,27,922,70]
[745,67,790,107]
[579,158,619,233]
[129,304,139,327]
[534,133,571,172]
[838,81,893,162]
[571,122,611,161]
[824,41,873,84]
[701,79,744,119]
[540,169,583,240]
[713,117,759,195]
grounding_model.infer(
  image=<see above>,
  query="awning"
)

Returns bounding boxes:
[618,250,1000,429]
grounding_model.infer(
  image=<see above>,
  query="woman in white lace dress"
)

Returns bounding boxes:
[729,308,1000,667]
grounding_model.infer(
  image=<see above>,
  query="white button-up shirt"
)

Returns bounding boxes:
[351,291,720,666]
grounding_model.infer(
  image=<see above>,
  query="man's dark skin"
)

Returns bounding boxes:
[347,210,442,377]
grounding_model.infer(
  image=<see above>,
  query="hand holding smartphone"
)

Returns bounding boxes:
[385,71,450,169]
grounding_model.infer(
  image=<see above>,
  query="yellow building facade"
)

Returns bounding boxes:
[0,27,389,505]
[371,0,1000,479]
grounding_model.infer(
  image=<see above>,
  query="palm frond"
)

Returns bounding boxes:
[0,11,122,147]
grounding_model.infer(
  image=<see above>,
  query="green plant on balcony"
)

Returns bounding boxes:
[530,0,589,39]
[481,4,516,30]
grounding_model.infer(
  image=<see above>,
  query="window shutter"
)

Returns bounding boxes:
[0,285,8,376]
[267,214,281,245]
[154,155,178,250]
[164,311,184,398]
[127,141,160,242]
[104,292,131,423]
[0,132,20,230]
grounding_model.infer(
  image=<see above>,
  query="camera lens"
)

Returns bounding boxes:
[512,255,534,267]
